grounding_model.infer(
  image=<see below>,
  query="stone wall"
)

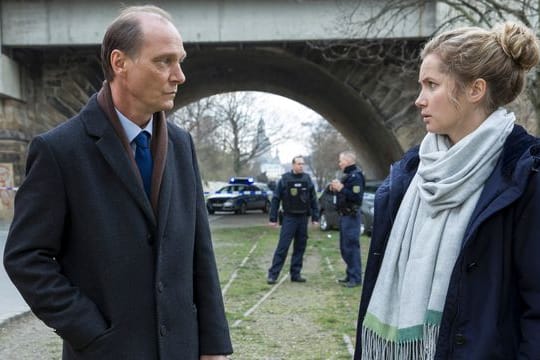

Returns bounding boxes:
[0,48,101,219]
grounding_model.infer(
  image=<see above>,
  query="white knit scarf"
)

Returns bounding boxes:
[361,108,514,359]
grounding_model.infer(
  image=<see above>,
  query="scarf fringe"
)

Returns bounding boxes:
[361,324,439,360]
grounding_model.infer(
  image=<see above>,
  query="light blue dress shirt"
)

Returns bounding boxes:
[115,109,153,155]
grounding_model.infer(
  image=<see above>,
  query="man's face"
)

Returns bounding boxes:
[120,15,186,118]
[292,158,305,174]
[338,154,350,171]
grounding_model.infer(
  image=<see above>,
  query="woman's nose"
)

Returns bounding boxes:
[415,92,426,108]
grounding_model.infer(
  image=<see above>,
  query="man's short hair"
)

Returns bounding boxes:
[101,5,173,81]
[340,150,356,163]
[292,155,304,164]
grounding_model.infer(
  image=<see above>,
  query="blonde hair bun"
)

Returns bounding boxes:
[495,22,540,71]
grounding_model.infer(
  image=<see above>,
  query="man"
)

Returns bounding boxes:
[330,151,365,288]
[267,156,319,284]
[3,6,232,360]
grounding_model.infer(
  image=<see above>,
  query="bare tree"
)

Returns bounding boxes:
[309,118,351,189]
[214,92,282,176]
[171,97,223,144]
[171,98,231,181]
[326,0,540,133]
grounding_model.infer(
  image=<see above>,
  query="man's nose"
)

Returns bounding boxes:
[171,63,186,84]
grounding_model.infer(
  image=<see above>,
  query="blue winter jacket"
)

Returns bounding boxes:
[355,125,540,359]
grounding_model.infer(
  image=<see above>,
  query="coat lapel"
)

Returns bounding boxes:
[83,86,158,227]
[94,129,157,226]
[156,138,174,239]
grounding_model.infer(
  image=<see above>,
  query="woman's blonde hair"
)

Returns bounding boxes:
[421,22,540,112]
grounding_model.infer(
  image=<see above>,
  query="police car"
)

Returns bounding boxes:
[206,177,272,215]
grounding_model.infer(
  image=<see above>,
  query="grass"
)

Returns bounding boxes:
[0,224,371,360]
[213,225,371,359]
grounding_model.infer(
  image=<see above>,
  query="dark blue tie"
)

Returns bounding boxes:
[133,131,153,198]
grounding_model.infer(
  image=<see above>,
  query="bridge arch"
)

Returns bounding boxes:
[175,45,404,179]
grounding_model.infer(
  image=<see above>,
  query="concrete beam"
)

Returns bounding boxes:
[1,0,436,46]
[0,54,22,100]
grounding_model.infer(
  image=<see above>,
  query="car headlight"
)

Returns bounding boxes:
[224,200,234,206]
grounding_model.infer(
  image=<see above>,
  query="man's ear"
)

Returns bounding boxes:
[468,78,487,104]
[110,49,128,78]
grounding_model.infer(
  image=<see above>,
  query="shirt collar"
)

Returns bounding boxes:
[115,108,153,143]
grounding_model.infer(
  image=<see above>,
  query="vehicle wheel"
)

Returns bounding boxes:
[236,202,247,215]
[262,201,270,213]
[319,212,330,231]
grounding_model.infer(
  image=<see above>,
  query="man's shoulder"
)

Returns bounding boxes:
[167,121,191,141]
[280,171,292,180]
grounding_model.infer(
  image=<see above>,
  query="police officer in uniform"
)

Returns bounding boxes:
[330,151,365,288]
[267,156,319,284]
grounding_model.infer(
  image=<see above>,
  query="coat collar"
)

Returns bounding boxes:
[462,125,539,245]
[80,82,170,226]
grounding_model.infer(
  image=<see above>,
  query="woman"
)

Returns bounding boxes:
[354,22,540,359]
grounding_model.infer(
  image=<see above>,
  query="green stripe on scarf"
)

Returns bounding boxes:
[364,311,442,343]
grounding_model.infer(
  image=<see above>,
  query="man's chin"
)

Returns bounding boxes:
[158,101,175,112]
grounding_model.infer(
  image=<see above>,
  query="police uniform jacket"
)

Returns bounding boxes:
[355,125,540,359]
[269,171,319,222]
[336,164,365,213]
[3,84,233,359]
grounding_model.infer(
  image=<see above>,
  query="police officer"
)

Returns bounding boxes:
[330,150,365,288]
[267,156,319,284]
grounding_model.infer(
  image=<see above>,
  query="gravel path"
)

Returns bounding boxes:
[0,312,61,360]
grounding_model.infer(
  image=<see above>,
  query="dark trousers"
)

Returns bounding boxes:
[339,212,362,283]
[268,214,308,279]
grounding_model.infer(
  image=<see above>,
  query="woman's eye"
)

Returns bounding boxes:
[428,81,437,89]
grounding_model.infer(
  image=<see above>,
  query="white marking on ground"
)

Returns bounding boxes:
[231,274,289,328]
[325,256,335,273]
[343,333,355,357]
[207,215,224,222]
[222,243,258,297]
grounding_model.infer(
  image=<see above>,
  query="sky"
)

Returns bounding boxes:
[251,92,322,163]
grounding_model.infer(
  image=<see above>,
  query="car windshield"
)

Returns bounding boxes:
[216,185,245,193]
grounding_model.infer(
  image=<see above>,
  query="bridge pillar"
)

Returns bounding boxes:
[0,87,29,219]
[0,47,102,219]
[0,25,27,217]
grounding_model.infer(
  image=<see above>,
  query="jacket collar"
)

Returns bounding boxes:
[462,125,539,244]
[343,164,357,173]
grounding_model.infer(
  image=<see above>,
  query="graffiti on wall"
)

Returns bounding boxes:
[0,163,16,216]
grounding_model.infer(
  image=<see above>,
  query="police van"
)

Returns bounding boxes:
[206,177,272,215]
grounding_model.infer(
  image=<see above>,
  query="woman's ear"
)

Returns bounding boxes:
[468,78,487,104]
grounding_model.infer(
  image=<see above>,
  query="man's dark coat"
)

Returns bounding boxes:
[3,86,233,359]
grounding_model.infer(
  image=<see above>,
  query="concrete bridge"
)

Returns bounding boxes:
[0,0,438,191]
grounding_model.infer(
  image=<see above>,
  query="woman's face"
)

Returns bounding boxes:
[415,54,474,144]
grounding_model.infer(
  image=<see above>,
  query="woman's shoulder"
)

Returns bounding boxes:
[501,125,539,175]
